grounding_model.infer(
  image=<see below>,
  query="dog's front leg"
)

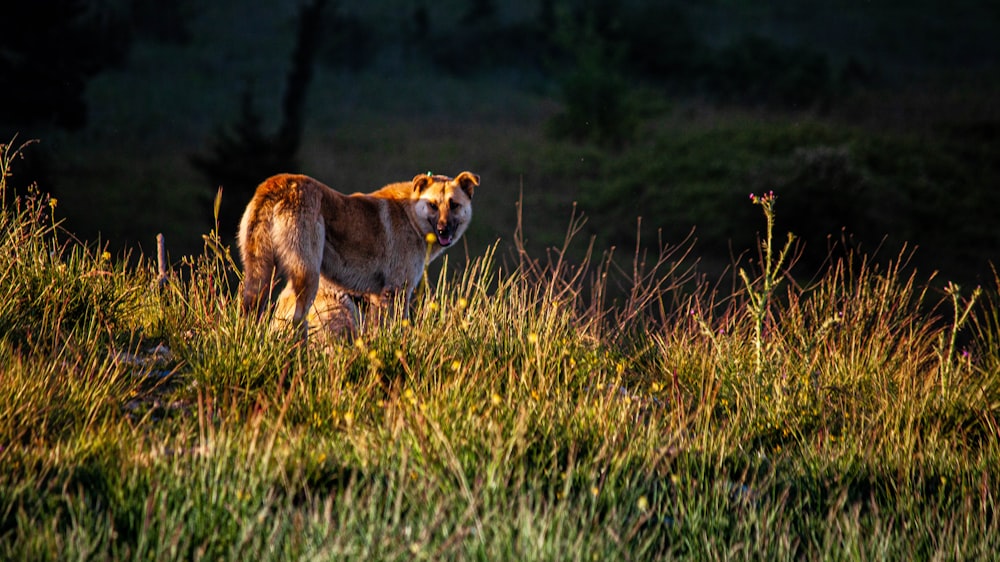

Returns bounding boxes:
[359,287,409,331]
[390,285,416,323]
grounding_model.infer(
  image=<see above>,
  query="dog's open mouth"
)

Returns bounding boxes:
[430,220,454,247]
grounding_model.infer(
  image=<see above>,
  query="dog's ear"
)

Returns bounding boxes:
[412,173,434,194]
[455,171,479,199]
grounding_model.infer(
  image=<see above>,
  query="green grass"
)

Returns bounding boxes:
[2,137,999,560]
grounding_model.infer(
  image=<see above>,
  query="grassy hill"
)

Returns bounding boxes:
[2,139,999,558]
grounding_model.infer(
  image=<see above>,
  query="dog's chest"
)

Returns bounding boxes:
[324,245,424,295]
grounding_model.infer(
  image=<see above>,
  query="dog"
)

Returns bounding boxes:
[238,171,478,335]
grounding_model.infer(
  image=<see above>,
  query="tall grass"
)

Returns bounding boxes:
[1,137,998,560]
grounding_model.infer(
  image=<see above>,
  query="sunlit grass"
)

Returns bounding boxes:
[2,137,999,560]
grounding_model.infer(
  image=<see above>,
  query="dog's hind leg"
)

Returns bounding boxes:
[239,227,277,318]
[282,218,325,337]
[242,261,276,317]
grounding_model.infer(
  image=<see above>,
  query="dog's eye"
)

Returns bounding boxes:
[448,200,459,210]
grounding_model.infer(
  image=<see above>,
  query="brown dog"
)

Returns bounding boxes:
[238,171,478,334]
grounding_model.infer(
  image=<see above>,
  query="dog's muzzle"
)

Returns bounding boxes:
[436,227,454,247]
[429,218,455,247]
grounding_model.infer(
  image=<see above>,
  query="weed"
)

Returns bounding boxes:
[740,191,796,376]
[937,281,981,398]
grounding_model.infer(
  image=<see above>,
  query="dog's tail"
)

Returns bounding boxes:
[238,198,277,317]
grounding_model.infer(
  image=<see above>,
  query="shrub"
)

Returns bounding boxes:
[547,15,637,146]
[706,34,835,108]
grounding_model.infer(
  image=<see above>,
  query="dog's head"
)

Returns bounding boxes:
[411,171,478,248]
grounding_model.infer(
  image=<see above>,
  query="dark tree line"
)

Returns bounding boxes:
[0,0,193,199]
[0,0,192,132]
[189,0,327,240]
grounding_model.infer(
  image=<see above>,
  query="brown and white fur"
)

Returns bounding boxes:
[238,171,478,335]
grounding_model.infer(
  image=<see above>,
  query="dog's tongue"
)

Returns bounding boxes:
[438,233,453,247]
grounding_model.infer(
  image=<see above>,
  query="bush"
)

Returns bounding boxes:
[318,6,376,71]
[617,3,705,82]
[572,118,999,285]
[547,16,637,147]
[705,34,835,108]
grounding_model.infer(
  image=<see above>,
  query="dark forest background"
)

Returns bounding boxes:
[2,0,998,286]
